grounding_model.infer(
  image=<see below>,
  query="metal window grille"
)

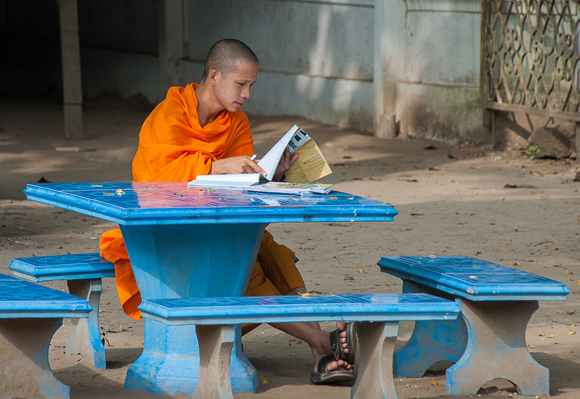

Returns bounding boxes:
[482,0,580,121]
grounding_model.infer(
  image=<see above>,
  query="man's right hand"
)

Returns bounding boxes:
[209,156,267,176]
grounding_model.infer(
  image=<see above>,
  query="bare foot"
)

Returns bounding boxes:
[336,321,350,354]
[313,355,353,373]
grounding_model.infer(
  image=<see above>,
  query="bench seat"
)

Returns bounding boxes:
[129,293,460,398]
[8,253,114,370]
[378,256,571,396]
[0,273,91,399]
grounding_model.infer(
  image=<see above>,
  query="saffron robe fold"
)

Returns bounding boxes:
[100,83,304,322]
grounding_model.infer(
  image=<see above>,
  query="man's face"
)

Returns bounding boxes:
[212,61,259,113]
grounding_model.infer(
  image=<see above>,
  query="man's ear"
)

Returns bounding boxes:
[209,69,220,86]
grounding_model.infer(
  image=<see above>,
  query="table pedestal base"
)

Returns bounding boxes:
[125,319,257,396]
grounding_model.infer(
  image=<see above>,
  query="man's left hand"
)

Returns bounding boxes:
[273,147,298,181]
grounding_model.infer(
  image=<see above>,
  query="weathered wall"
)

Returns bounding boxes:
[396,0,490,145]
[178,0,375,131]
[1,0,491,144]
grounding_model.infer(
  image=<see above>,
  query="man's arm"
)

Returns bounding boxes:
[209,156,267,176]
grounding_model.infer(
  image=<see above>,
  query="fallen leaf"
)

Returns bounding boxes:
[383,282,388,286]
[539,333,545,336]
[513,262,521,266]
[431,377,438,385]
[298,292,311,297]
[358,269,364,274]
[555,311,564,314]
[547,334,555,338]
[569,331,576,335]
[529,344,535,348]
[568,311,575,315]
[566,270,574,275]
[262,380,269,384]
[577,280,580,286]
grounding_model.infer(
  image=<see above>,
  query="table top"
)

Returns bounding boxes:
[378,256,571,301]
[25,182,398,225]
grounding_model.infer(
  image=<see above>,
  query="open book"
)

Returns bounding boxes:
[188,125,332,189]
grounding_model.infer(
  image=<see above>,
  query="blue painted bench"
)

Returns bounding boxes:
[0,273,91,399]
[132,293,460,399]
[378,256,571,396]
[8,253,115,370]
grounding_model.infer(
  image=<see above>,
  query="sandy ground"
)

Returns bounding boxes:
[1,96,579,399]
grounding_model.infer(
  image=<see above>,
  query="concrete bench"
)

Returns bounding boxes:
[378,256,571,396]
[132,293,460,399]
[0,273,91,399]
[8,253,115,370]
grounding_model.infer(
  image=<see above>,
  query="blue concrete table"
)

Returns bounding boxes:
[25,182,398,396]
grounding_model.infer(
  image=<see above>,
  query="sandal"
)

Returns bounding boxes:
[330,322,356,364]
[310,355,355,385]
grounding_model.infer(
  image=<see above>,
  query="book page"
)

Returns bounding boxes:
[285,139,332,183]
[257,125,300,180]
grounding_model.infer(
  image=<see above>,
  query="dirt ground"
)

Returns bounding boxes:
[1,96,579,399]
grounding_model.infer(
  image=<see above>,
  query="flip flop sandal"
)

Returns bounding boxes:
[330,322,356,364]
[310,355,355,385]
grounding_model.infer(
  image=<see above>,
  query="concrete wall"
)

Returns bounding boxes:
[1,0,491,144]
[178,0,375,131]
[395,0,489,144]
[168,0,490,143]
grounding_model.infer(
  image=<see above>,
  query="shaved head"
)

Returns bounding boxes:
[202,39,259,81]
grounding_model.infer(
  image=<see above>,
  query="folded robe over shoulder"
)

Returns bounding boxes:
[100,83,303,320]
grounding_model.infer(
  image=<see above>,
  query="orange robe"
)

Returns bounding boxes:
[100,83,304,323]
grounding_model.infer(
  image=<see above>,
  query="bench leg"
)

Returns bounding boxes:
[394,280,467,377]
[394,318,467,377]
[126,319,257,396]
[194,325,235,399]
[446,299,549,396]
[0,318,70,399]
[351,321,399,399]
[66,278,107,369]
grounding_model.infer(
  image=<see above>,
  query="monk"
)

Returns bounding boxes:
[99,38,355,384]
